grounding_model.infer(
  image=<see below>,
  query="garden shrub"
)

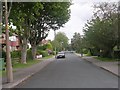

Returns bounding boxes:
[82,49,88,54]
[2,50,6,58]
[10,51,21,66]
[37,50,48,57]
[11,50,21,58]
[37,43,53,51]
[2,50,6,62]
[37,45,46,51]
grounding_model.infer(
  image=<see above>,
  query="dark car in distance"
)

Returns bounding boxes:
[56,52,65,59]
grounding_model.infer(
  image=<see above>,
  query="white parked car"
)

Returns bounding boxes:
[56,52,65,59]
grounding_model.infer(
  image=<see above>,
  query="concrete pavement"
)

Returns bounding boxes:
[76,53,119,76]
[2,57,55,88]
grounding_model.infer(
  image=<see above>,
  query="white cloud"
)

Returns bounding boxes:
[47,1,94,41]
[47,0,118,42]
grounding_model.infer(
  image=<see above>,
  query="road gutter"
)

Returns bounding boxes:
[75,53,119,77]
[2,57,55,88]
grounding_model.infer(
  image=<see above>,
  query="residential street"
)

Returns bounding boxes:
[15,53,118,88]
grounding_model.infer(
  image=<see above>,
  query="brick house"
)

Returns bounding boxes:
[0,33,20,51]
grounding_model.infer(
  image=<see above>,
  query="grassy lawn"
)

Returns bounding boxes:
[42,55,54,59]
[0,55,54,77]
[94,57,119,62]
[0,60,41,77]
[13,59,41,69]
[13,55,54,69]
[84,54,91,56]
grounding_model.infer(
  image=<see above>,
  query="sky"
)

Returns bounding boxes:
[46,0,118,42]
[10,0,118,42]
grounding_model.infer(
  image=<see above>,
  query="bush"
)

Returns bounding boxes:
[83,49,88,54]
[10,51,21,65]
[52,51,58,55]
[37,43,53,51]
[86,50,92,56]
[37,50,48,57]
[37,45,46,51]
[11,51,21,58]
[45,43,53,50]
[2,50,6,62]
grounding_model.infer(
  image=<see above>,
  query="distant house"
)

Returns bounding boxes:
[41,39,50,45]
[0,32,6,47]
[9,35,20,51]
[0,32,20,51]
[40,39,53,54]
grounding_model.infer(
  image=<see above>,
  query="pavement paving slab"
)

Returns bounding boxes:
[77,54,119,77]
[2,57,55,88]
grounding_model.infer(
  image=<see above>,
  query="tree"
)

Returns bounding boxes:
[52,32,69,52]
[2,0,13,83]
[45,43,53,50]
[83,2,118,57]
[29,2,71,59]
[9,2,43,63]
[71,32,83,53]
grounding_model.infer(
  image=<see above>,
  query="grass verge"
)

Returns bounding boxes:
[1,55,53,77]
[13,59,41,69]
[42,55,54,59]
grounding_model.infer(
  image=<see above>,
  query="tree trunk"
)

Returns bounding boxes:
[5,0,13,82]
[32,45,37,60]
[21,38,27,64]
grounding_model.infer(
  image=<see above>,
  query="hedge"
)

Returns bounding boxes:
[11,50,21,58]
[37,50,48,57]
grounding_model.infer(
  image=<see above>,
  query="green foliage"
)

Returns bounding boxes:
[37,43,53,51]
[52,32,69,51]
[71,32,83,53]
[37,45,46,51]
[45,43,53,50]
[13,59,41,69]
[83,2,119,58]
[11,51,21,58]
[8,2,71,62]
[37,50,48,57]
[29,2,71,48]
[82,49,88,54]
[86,50,92,56]
[2,50,6,61]
[8,2,44,62]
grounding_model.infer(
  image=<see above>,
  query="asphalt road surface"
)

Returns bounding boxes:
[15,53,118,88]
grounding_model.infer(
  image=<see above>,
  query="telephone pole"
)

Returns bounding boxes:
[5,0,13,82]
